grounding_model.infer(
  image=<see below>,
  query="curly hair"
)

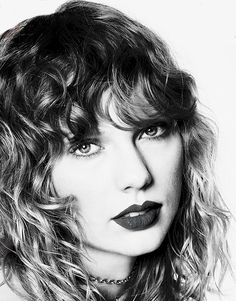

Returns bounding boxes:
[0,1,230,300]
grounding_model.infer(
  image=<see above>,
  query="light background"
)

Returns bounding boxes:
[0,0,235,300]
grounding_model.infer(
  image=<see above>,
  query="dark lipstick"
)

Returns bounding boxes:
[112,201,161,231]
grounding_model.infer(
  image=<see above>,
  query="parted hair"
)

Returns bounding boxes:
[0,1,230,300]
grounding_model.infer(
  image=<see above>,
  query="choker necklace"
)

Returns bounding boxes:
[89,263,137,285]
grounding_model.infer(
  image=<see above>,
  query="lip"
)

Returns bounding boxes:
[113,201,161,219]
[112,201,162,231]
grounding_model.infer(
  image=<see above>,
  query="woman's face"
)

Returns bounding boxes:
[52,92,183,257]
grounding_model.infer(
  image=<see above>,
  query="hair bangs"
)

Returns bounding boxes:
[66,63,197,137]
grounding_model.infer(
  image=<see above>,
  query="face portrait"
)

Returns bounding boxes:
[52,91,183,258]
[0,1,232,301]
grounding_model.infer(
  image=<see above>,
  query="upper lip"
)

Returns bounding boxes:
[113,201,161,219]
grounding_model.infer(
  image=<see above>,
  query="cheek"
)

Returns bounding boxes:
[51,158,95,197]
[167,145,183,195]
[150,134,182,181]
[163,137,183,215]
[166,163,182,212]
[51,158,108,214]
[147,134,183,205]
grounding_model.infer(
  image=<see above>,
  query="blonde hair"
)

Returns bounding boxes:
[0,1,230,300]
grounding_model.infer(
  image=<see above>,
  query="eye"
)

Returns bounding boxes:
[70,141,102,158]
[140,124,168,140]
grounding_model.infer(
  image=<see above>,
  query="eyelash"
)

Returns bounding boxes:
[69,139,103,159]
[138,122,171,141]
[69,123,172,159]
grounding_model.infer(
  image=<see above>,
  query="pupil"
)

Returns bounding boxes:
[146,127,157,136]
[79,144,90,153]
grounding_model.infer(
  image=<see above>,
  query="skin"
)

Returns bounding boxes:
[51,92,183,298]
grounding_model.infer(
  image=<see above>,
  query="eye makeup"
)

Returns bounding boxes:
[65,119,177,159]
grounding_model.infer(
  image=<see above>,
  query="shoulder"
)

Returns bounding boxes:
[206,292,223,301]
[0,272,24,301]
[0,283,23,301]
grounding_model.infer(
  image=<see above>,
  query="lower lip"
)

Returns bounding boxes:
[113,208,161,231]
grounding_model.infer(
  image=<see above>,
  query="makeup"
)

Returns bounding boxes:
[112,201,161,231]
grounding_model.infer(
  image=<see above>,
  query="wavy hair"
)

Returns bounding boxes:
[0,1,230,300]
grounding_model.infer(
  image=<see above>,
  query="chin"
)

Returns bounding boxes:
[125,227,169,257]
[118,237,166,257]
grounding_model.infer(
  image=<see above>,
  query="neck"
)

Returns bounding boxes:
[82,246,136,299]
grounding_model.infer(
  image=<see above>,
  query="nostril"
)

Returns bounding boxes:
[122,168,153,192]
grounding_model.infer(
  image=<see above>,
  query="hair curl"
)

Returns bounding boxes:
[0,1,230,300]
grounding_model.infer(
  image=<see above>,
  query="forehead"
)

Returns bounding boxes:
[62,86,169,140]
[98,89,129,128]
[97,87,162,130]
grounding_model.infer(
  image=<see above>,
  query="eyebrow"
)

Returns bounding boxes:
[65,127,102,143]
[64,118,174,145]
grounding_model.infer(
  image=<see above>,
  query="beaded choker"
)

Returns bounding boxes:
[89,263,137,285]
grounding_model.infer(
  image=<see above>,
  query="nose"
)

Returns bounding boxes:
[114,143,152,192]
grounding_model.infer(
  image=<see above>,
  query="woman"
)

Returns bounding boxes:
[0,1,230,300]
